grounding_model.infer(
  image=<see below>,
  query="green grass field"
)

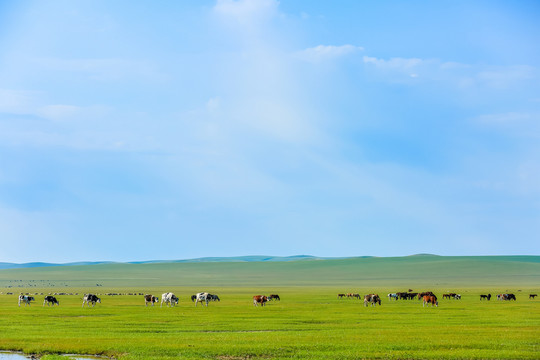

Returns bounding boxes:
[0,255,539,359]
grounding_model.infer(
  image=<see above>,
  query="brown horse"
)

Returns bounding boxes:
[423,295,438,307]
[418,291,434,300]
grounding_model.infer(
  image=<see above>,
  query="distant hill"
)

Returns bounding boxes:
[0,255,359,269]
[1,255,539,288]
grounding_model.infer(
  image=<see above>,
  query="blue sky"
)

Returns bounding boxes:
[0,0,539,262]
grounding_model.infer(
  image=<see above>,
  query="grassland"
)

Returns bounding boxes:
[0,255,539,359]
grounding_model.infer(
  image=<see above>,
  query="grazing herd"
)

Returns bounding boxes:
[11,290,537,309]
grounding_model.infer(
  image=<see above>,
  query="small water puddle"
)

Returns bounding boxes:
[0,351,109,360]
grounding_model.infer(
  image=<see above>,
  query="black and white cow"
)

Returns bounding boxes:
[195,292,209,307]
[43,295,59,306]
[161,292,179,307]
[18,295,35,307]
[144,294,159,306]
[82,294,101,307]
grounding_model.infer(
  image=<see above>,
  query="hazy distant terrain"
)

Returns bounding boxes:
[1,255,538,289]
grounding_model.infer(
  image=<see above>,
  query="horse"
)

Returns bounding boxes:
[418,291,434,300]
[480,294,491,301]
[387,293,398,301]
[423,295,438,307]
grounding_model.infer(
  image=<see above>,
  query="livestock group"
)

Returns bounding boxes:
[10,290,536,309]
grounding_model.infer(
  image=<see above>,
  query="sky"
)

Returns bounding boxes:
[0,0,539,262]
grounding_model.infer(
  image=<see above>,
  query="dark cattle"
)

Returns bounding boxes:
[209,294,220,302]
[144,294,159,306]
[337,293,346,299]
[530,294,537,299]
[363,294,381,307]
[253,295,268,307]
[443,293,457,299]
[82,294,101,307]
[407,292,418,300]
[480,294,491,301]
[268,294,280,301]
[423,295,438,307]
[191,295,197,302]
[498,293,516,301]
[43,295,59,306]
[18,295,35,307]
[396,292,408,300]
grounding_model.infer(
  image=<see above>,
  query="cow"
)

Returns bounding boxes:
[363,294,381,307]
[253,295,268,307]
[505,293,516,301]
[195,292,210,307]
[209,294,220,302]
[423,295,438,307]
[337,293,346,299]
[18,295,35,307]
[388,293,398,301]
[144,294,159,306]
[480,294,491,301]
[443,293,457,299]
[268,294,280,301]
[529,294,537,299]
[161,292,179,307]
[43,295,59,306]
[82,294,101,307]
[454,294,461,300]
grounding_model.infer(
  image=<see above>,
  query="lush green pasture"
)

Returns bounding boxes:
[0,256,539,359]
[1,287,539,359]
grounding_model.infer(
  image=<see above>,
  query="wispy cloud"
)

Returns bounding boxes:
[295,45,362,63]
[213,0,279,24]
[475,112,540,138]
[35,57,165,82]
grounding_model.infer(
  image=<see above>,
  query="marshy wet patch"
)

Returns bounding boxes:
[0,351,111,360]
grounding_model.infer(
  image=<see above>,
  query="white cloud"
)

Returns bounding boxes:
[0,89,39,115]
[477,65,535,89]
[37,105,82,121]
[295,45,362,63]
[363,56,423,69]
